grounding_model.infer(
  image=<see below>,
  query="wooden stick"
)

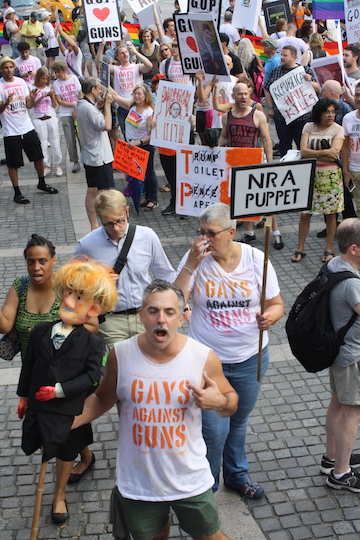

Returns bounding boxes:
[30,461,48,540]
[258,223,271,382]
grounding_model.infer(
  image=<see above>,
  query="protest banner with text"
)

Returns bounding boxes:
[345,0,360,44]
[176,145,263,217]
[113,139,149,181]
[174,13,203,75]
[150,81,195,150]
[269,66,318,125]
[262,0,291,34]
[231,160,316,219]
[83,0,121,43]
[187,0,222,29]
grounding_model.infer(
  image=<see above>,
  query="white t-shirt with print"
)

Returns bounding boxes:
[113,64,143,99]
[343,110,360,172]
[0,77,34,137]
[125,105,153,142]
[30,85,56,119]
[53,75,81,117]
[160,58,192,86]
[178,243,280,363]
[65,48,83,78]
[15,55,41,86]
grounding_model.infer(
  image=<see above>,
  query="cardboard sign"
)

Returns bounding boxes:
[345,0,360,45]
[174,13,203,75]
[230,160,316,218]
[232,0,261,35]
[269,66,318,125]
[190,12,230,81]
[176,145,263,216]
[113,139,149,181]
[150,81,195,150]
[187,0,222,29]
[99,61,110,92]
[262,0,291,35]
[83,0,121,43]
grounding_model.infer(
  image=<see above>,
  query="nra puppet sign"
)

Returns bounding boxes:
[83,0,121,42]
[230,160,316,218]
[269,66,318,125]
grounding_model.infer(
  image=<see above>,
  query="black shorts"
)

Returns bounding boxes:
[84,161,115,189]
[4,130,43,169]
[45,47,59,57]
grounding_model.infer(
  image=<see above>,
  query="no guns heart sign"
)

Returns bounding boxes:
[83,0,121,43]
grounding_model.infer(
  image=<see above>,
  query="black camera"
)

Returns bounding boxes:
[36,33,44,45]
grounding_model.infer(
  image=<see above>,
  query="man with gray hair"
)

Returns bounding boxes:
[320,218,360,492]
[321,80,353,124]
[219,11,240,51]
[76,77,114,230]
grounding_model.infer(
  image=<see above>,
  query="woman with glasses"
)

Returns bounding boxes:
[292,98,345,263]
[157,43,172,63]
[174,203,283,500]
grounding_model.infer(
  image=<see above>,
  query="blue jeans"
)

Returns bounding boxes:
[202,346,269,491]
[142,144,158,202]
[117,106,128,141]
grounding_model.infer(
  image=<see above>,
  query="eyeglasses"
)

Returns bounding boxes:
[102,218,126,229]
[197,227,231,238]
[324,110,336,115]
[161,48,169,52]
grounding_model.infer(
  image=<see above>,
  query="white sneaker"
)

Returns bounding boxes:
[72,161,80,173]
[55,166,63,177]
[44,166,51,177]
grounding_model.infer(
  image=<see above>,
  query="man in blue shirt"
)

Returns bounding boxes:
[261,38,281,86]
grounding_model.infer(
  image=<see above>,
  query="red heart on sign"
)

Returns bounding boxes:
[186,36,198,52]
[93,7,110,21]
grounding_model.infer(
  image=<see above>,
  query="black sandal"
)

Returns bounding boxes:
[14,194,30,204]
[37,184,58,194]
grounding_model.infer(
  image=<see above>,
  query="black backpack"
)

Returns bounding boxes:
[3,22,10,43]
[285,264,358,373]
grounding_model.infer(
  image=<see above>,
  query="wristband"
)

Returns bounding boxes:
[213,96,219,100]
[183,266,193,276]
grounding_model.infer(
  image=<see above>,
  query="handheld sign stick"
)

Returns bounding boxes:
[30,461,48,540]
[257,220,271,382]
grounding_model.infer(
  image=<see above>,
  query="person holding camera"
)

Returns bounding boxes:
[15,41,41,86]
[20,11,45,64]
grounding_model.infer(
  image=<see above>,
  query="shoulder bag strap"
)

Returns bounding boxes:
[113,224,136,275]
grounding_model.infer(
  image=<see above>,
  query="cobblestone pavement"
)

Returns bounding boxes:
[0,116,359,540]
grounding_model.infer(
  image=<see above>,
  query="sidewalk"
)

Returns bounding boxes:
[0,126,359,540]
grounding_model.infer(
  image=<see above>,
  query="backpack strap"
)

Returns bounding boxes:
[113,224,136,275]
[165,57,171,78]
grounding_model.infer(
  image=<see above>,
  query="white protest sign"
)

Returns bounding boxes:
[232,0,261,35]
[125,0,158,15]
[269,66,318,125]
[187,0,222,29]
[83,0,121,43]
[176,145,263,216]
[230,160,316,218]
[345,0,360,45]
[190,12,230,81]
[150,81,195,150]
[174,13,203,74]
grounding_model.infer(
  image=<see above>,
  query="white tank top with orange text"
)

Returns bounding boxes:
[114,335,214,501]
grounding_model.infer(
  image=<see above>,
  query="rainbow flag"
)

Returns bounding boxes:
[248,35,267,63]
[124,23,140,46]
[125,109,142,128]
[324,41,348,55]
[312,0,344,20]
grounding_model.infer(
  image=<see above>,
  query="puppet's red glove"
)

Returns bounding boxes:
[17,397,28,419]
[35,386,56,401]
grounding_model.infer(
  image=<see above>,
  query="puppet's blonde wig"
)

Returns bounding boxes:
[53,257,117,313]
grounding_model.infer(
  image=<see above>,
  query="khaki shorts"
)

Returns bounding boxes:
[329,361,360,405]
[115,487,221,540]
